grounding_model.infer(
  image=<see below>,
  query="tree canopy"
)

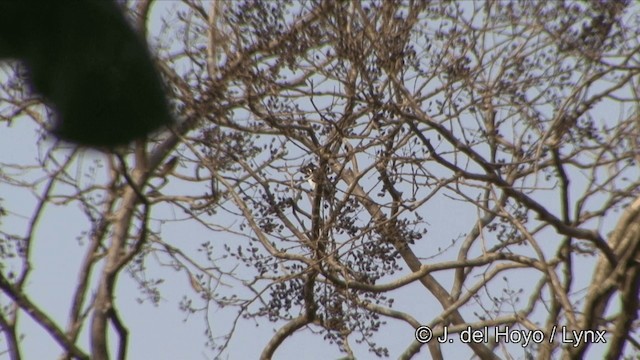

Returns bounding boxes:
[1,1,640,359]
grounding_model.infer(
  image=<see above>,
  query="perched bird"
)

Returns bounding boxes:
[302,163,320,190]
[186,270,204,293]
[156,156,178,178]
[302,163,334,200]
[150,156,178,190]
[0,0,173,147]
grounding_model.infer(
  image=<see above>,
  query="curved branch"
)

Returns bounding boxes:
[0,274,89,360]
[260,315,311,360]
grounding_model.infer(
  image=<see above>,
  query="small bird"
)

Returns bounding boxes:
[302,163,319,190]
[157,156,178,178]
[302,163,335,201]
[187,270,204,293]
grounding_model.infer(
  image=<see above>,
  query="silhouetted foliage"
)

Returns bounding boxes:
[0,0,172,147]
